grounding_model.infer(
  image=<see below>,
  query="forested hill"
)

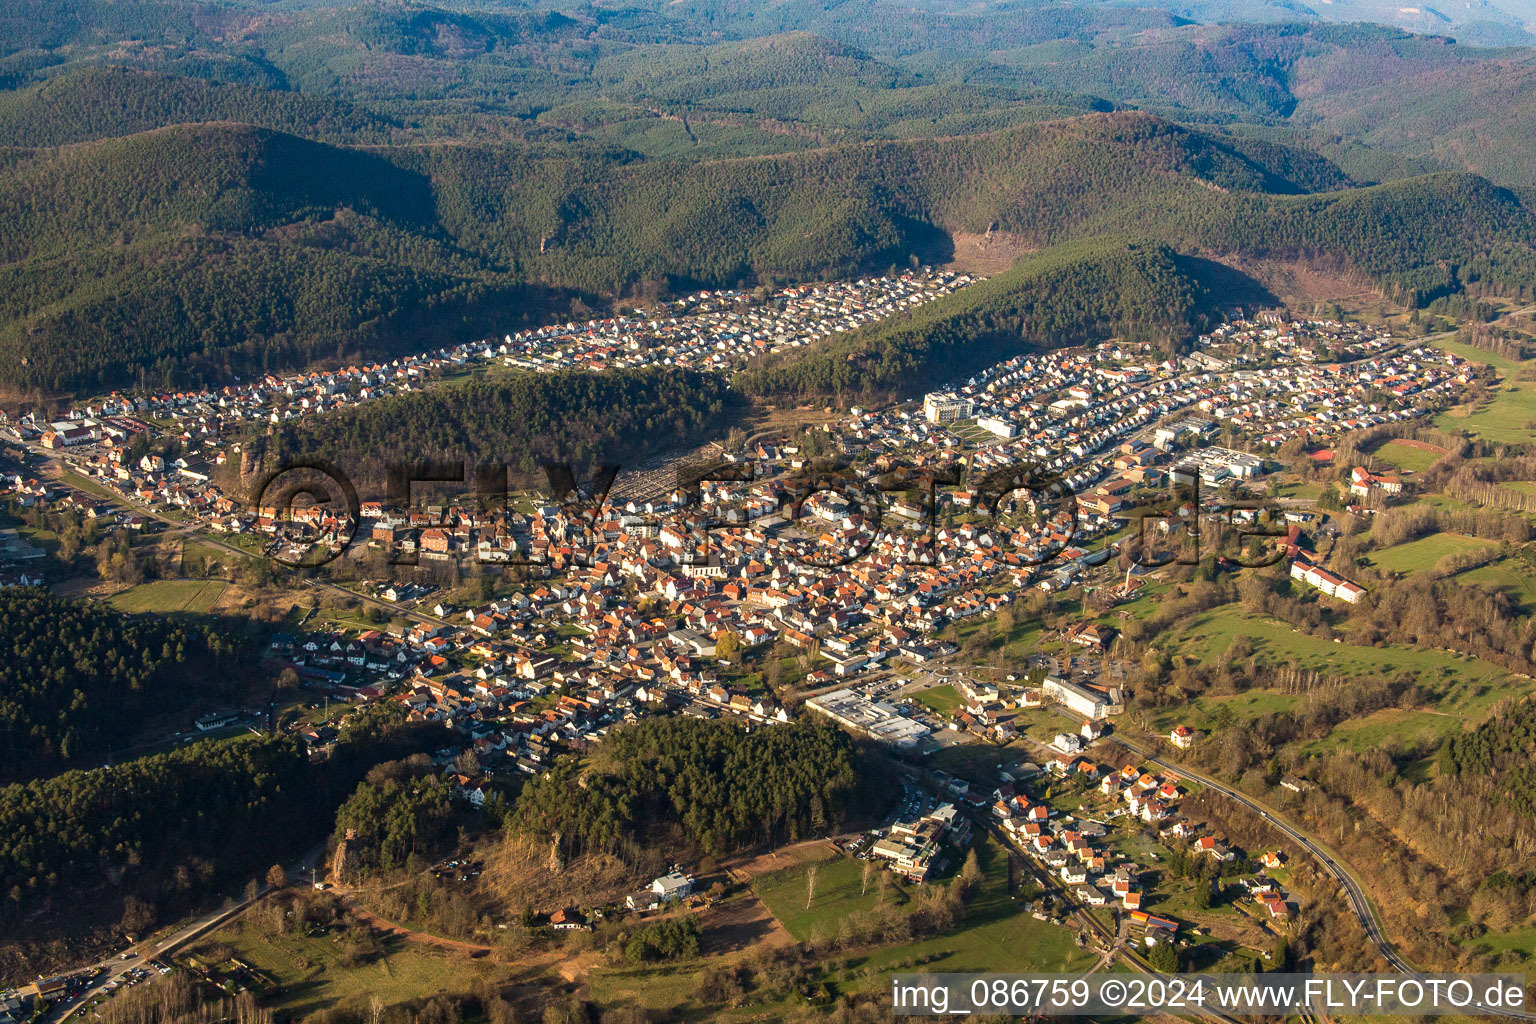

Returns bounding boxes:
[736,240,1263,401]
[0,123,523,396]
[0,123,436,252]
[0,66,401,146]
[509,716,890,861]
[0,588,241,782]
[416,111,1359,292]
[265,367,743,490]
[0,735,310,945]
[2,107,1534,395]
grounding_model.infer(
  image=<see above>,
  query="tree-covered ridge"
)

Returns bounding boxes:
[268,367,742,486]
[1190,173,1536,306]
[591,31,921,104]
[0,234,490,394]
[510,718,881,859]
[0,704,436,952]
[0,66,401,146]
[736,239,1243,400]
[427,111,1352,289]
[608,0,1183,58]
[0,123,512,393]
[0,735,308,924]
[7,3,1536,181]
[0,106,1532,394]
[0,123,435,261]
[334,757,457,876]
[0,589,236,781]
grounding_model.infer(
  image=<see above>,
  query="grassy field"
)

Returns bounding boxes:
[1431,336,1528,374]
[752,853,901,943]
[587,962,718,1018]
[945,607,1045,661]
[1472,921,1536,959]
[1303,706,1476,754]
[182,539,252,569]
[1369,533,1494,574]
[1461,557,1536,609]
[59,469,123,503]
[847,837,1096,979]
[109,579,228,613]
[1164,604,1512,685]
[912,684,962,715]
[1151,603,1534,753]
[590,838,1091,1021]
[1149,689,1295,733]
[1275,481,1324,500]
[1437,383,1536,445]
[190,911,500,1017]
[1370,440,1446,475]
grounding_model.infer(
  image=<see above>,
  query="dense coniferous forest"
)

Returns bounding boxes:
[0,589,238,782]
[267,367,741,487]
[510,717,888,860]
[333,757,458,876]
[2,3,1536,395]
[1441,699,1536,818]
[3,104,1535,393]
[0,705,438,966]
[0,735,309,929]
[0,66,401,146]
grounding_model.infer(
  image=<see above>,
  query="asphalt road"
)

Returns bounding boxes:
[43,844,326,1024]
[1113,736,1536,1021]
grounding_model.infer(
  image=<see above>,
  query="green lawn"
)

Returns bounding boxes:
[1437,383,1536,445]
[1369,533,1495,574]
[109,579,228,614]
[1149,689,1296,733]
[1165,604,1512,685]
[59,470,123,503]
[945,608,1045,661]
[1371,439,1446,475]
[1105,579,1177,623]
[1303,706,1474,754]
[1152,603,1535,753]
[594,839,1095,1019]
[587,961,718,1018]
[1472,922,1536,960]
[912,684,962,715]
[848,837,1097,979]
[1275,481,1324,500]
[752,852,902,943]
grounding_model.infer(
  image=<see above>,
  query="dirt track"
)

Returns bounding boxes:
[338,894,492,957]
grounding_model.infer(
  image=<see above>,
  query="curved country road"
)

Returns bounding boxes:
[1113,736,1536,1021]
